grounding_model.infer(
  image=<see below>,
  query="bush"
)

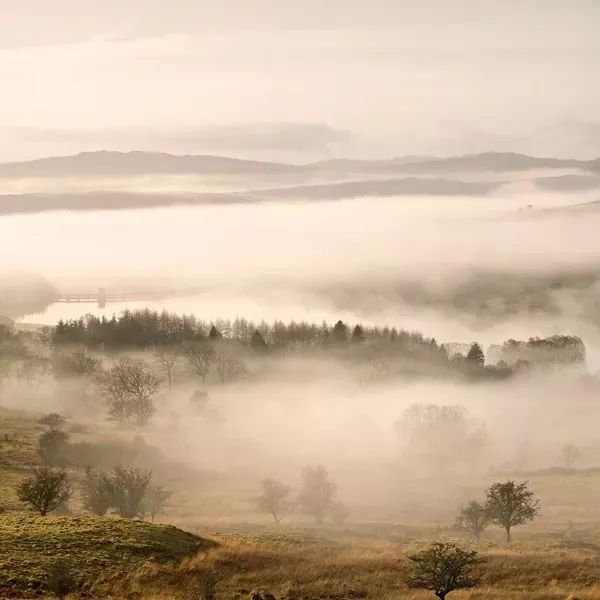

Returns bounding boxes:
[407,542,481,600]
[17,468,72,516]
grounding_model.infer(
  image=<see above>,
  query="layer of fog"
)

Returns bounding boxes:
[5,356,599,521]
[3,182,600,349]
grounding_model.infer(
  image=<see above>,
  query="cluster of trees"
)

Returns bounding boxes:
[488,335,586,368]
[257,466,348,525]
[35,342,247,425]
[455,481,540,541]
[16,464,170,521]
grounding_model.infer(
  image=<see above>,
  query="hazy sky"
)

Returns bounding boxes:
[2,1,600,161]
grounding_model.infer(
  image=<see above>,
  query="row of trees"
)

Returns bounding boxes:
[16,465,170,521]
[52,311,434,349]
[257,466,348,525]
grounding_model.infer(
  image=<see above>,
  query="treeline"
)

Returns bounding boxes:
[53,309,439,349]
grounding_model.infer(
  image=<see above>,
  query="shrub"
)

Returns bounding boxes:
[17,468,72,516]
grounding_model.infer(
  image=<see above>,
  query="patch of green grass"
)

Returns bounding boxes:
[0,409,40,509]
[0,514,210,597]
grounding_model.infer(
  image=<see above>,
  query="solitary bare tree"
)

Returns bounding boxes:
[407,542,481,600]
[485,480,540,541]
[257,478,291,524]
[455,501,491,539]
[98,358,161,425]
[183,343,216,386]
[155,347,180,389]
[17,467,72,516]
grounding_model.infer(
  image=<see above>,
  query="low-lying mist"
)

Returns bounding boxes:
[4,184,600,357]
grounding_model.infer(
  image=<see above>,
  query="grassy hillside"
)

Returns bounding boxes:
[0,409,40,510]
[0,514,209,596]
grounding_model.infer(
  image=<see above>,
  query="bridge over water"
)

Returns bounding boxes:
[54,288,177,308]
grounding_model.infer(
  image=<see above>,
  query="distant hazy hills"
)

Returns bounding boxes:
[0,150,599,215]
[0,150,598,179]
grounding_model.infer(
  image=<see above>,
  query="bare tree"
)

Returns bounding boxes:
[485,480,540,541]
[455,501,491,539]
[298,466,336,524]
[257,478,291,524]
[17,467,72,516]
[98,358,161,425]
[216,352,247,384]
[407,542,481,600]
[183,343,216,386]
[155,347,180,390]
[38,413,67,432]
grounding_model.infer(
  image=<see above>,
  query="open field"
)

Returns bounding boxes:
[4,408,600,599]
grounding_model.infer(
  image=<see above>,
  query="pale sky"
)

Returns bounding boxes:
[1,0,600,161]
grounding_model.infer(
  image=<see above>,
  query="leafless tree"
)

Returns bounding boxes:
[155,347,180,389]
[216,352,247,384]
[183,343,216,386]
[97,358,161,425]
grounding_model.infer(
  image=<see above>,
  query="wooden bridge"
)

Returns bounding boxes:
[54,288,176,308]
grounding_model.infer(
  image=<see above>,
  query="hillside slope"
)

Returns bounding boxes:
[0,515,209,597]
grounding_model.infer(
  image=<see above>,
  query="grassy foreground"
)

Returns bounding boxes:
[0,514,209,597]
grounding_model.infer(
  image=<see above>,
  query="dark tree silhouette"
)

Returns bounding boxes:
[466,343,485,366]
[17,467,72,516]
[455,501,491,539]
[209,325,222,339]
[485,480,540,541]
[407,542,481,600]
[332,320,348,344]
[250,330,268,352]
[351,324,365,343]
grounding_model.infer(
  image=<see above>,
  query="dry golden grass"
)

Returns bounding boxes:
[94,529,600,600]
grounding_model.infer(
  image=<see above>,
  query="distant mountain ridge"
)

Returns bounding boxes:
[0,150,598,178]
